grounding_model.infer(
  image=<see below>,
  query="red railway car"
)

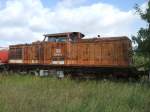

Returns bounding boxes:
[0,48,9,64]
[8,32,137,78]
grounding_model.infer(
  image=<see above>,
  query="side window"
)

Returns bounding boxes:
[48,37,56,42]
[70,33,77,42]
[57,37,67,42]
[48,37,67,42]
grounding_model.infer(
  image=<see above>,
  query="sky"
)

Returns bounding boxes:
[0,0,148,47]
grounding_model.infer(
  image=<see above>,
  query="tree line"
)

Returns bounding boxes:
[132,0,150,71]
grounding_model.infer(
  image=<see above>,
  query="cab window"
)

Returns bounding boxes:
[48,37,67,42]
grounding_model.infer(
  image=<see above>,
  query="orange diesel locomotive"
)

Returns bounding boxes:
[7,32,137,78]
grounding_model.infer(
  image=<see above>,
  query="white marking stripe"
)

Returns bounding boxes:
[52,61,64,64]
[9,60,23,63]
[32,60,38,63]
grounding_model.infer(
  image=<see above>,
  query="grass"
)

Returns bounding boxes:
[0,74,150,112]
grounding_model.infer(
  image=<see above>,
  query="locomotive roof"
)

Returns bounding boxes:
[79,36,130,42]
[44,32,84,38]
[9,34,130,47]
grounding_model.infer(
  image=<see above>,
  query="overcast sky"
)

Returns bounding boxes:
[0,0,147,46]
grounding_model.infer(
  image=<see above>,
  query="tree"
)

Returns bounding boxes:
[132,1,150,69]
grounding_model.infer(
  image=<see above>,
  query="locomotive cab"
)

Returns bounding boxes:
[43,32,84,42]
[43,32,84,65]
